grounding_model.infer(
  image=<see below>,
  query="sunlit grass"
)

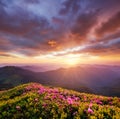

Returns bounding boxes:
[0,83,120,119]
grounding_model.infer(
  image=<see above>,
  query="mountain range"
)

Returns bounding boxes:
[0,65,120,97]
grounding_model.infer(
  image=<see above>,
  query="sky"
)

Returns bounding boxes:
[0,0,120,66]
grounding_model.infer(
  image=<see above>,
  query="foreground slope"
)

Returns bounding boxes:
[0,83,120,119]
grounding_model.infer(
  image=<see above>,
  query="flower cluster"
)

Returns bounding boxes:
[0,83,120,119]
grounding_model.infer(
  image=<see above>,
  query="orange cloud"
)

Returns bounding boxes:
[48,40,57,47]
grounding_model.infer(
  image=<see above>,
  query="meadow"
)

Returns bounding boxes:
[0,83,120,119]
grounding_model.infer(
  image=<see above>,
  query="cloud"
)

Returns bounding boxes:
[96,11,120,37]
[59,0,81,15]
[0,0,60,56]
[52,17,64,25]
[71,10,99,42]
[0,53,17,58]
[0,4,50,36]
[24,0,40,4]
[0,0,120,58]
[51,38,120,57]
[77,38,120,56]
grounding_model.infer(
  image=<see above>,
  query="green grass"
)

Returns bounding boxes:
[0,83,120,119]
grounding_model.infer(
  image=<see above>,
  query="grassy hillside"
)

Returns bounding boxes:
[0,83,120,119]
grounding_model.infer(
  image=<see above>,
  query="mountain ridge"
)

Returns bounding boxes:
[0,65,120,97]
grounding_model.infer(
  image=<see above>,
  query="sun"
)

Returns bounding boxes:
[60,54,80,66]
[65,58,79,66]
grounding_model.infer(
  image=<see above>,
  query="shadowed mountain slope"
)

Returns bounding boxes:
[0,65,120,97]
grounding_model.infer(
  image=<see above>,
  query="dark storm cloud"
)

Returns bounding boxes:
[59,0,81,15]
[0,3,50,36]
[24,0,40,4]
[96,11,120,37]
[71,10,99,40]
[52,17,64,25]
[0,0,60,55]
[0,0,120,57]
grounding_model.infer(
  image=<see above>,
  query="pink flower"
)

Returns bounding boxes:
[26,87,31,91]
[52,95,56,99]
[67,97,73,104]
[88,108,94,114]
[16,106,21,110]
[73,97,79,101]
[38,88,45,94]
[84,96,87,101]
[109,101,113,105]
[34,98,38,102]
[59,95,64,99]
[108,97,112,101]
[97,101,103,105]
[89,103,92,108]
[95,99,103,105]
[53,89,59,93]
[73,111,77,116]
[42,103,47,108]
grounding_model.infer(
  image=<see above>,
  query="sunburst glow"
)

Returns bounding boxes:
[64,58,79,66]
